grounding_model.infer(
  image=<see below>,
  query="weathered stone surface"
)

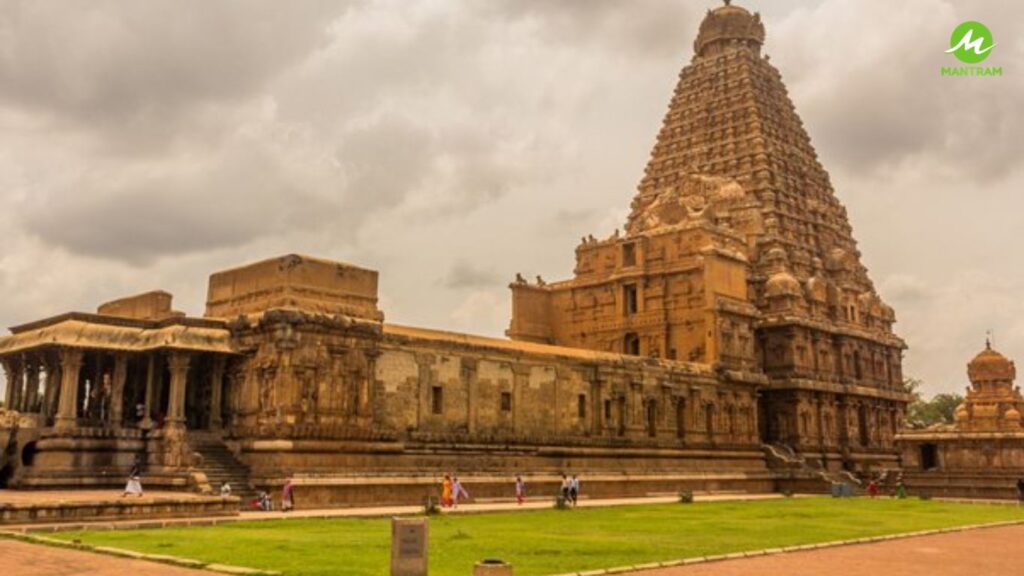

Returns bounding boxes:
[391,517,428,576]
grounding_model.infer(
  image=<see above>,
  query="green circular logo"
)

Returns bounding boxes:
[947,21,995,64]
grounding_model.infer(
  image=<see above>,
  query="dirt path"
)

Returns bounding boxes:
[0,538,220,576]
[629,524,1024,576]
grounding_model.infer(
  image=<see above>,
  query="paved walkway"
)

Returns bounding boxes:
[0,538,220,576]
[628,524,1024,576]
[2,492,790,532]
[0,490,208,505]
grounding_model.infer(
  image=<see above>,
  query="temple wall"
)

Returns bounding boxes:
[898,433,1024,500]
[373,332,762,448]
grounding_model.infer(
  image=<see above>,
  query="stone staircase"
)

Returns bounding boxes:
[763,443,862,489]
[189,432,256,507]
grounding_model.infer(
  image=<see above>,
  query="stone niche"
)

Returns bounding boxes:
[97,290,185,321]
[204,254,384,321]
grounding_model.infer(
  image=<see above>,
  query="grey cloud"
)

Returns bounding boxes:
[484,0,705,58]
[772,0,1024,182]
[442,261,502,289]
[21,142,341,265]
[0,1,346,124]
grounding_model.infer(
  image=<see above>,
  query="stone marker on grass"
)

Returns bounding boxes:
[391,517,428,576]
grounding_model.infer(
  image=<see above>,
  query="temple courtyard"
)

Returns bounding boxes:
[1,497,1019,576]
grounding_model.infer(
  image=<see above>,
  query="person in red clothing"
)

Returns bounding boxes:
[867,478,880,498]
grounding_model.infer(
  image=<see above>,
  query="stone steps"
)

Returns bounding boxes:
[188,434,256,507]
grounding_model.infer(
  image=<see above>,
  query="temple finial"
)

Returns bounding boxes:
[985,330,993,350]
[724,0,732,5]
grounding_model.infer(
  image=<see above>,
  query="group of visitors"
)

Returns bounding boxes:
[866,474,907,499]
[436,473,580,508]
[440,474,471,508]
[560,474,581,506]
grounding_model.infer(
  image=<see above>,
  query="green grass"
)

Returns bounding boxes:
[54,498,1024,576]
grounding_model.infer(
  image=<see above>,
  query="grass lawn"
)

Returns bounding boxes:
[54,498,1024,576]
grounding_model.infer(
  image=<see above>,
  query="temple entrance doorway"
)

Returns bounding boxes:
[920,443,939,470]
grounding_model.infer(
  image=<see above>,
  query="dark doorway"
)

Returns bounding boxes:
[624,333,640,356]
[646,400,657,438]
[920,443,939,471]
[20,441,37,467]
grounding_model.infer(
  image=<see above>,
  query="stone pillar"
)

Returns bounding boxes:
[166,352,191,430]
[462,358,478,434]
[209,356,225,429]
[43,357,62,421]
[55,349,85,430]
[511,364,530,433]
[2,358,16,409]
[590,374,604,435]
[109,354,128,427]
[10,359,24,411]
[25,358,41,413]
[141,354,155,429]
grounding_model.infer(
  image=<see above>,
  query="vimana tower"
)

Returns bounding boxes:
[509,1,909,470]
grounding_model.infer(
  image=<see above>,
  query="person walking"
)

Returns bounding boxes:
[569,475,580,507]
[441,475,453,508]
[867,478,879,498]
[895,478,908,499]
[452,476,470,509]
[122,460,144,498]
[559,474,570,505]
[282,478,295,512]
[515,476,526,505]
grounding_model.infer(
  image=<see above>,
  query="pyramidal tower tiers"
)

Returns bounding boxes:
[509,1,910,465]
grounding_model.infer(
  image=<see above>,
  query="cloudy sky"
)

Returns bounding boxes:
[0,0,1021,398]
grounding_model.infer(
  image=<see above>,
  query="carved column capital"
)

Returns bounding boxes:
[167,351,191,375]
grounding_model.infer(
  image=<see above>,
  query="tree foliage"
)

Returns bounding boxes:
[904,378,964,429]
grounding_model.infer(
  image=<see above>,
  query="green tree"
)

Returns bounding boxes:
[906,379,964,429]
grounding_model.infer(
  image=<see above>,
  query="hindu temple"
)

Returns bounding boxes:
[0,2,914,518]
[898,343,1024,498]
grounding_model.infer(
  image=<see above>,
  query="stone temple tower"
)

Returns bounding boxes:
[508,1,910,469]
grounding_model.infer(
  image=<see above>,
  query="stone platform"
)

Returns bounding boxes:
[901,471,1023,500]
[0,490,239,525]
[275,471,779,510]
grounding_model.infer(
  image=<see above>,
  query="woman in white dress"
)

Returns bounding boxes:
[122,462,143,497]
